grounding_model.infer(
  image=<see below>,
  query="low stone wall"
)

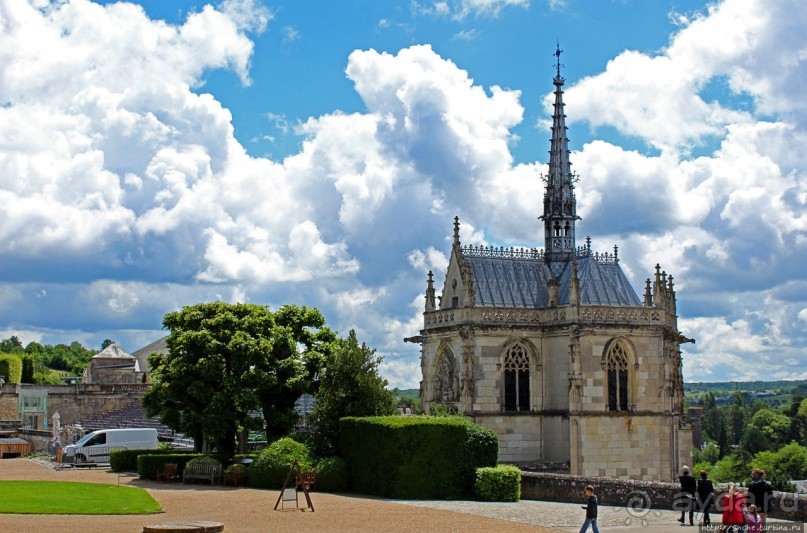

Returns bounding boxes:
[19,429,55,452]
[521,472,807,523]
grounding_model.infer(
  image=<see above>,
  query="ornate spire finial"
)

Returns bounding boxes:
[453,216,460,247]
[425,270,436,312]
[554,41,563,80]
[614,245,619,263]
[542,44,577,268]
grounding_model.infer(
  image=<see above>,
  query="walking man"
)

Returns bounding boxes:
[580,485,600,533]
[677,465,696,526]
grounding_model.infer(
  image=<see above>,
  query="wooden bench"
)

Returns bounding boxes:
[222,465,246,487]
[156,463,179,482]
[182,463,222,485]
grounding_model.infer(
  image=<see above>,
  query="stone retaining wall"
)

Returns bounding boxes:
[521,472,807,523]
[0,383,145,426]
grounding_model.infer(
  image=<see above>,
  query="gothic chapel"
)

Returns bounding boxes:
[410,51,693,481]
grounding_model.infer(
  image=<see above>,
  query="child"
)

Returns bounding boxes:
[745,504,761,533]
[580,485,600,533]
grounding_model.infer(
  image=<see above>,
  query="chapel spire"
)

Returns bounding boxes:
[541,44,579,269]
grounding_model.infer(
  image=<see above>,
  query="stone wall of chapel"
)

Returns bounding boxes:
[474,343,500,412]
[420,334,464,404]
[438,254,465,310]
[575,414,676,481]
[542,415,570,462]
[474,413,569,464]
[539,334,571,411]
[471,332,571,413]
[578,330,666,413]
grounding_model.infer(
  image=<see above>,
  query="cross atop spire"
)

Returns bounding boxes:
[554,41,564,81]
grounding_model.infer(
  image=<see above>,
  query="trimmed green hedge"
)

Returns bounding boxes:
[110,449,195,472]
[314,456,350,492]
[340,416,498,499]
[137,454,205,480]
[0,354,22,383]
[474,465,521,501]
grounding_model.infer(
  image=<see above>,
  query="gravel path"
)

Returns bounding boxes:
[0,458,558,533]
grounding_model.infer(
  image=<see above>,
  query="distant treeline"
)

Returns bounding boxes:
[685,380,807,394]
[0,336,100,383]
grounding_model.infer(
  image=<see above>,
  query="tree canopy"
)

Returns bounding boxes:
[310,329,397,456]
[0,336,96,383]
[693,390,807,488]
[143,302,335,457]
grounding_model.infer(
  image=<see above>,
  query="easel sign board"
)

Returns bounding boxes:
[273,459,315,512]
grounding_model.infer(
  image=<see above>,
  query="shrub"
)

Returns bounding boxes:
[341,416,498,499]
[32,372,63,385]
[110,449,193,472]
[315,456,350,492]
[0,354,23,383]
[186,455,221,467]
[137,454,204,480]
[224,463,246,475]
[247,437,313,489]
[474,465,521,502]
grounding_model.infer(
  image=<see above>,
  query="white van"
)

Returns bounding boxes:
[61,428,159,464]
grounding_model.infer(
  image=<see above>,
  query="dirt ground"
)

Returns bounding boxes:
[0,459,563,533]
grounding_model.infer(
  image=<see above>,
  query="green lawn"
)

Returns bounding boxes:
[0,481,162,515]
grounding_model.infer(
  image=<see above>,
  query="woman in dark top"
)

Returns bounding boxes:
[696,469,715,526]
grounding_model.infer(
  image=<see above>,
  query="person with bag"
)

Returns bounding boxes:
[696,469,715,526]
[720,483,748,533]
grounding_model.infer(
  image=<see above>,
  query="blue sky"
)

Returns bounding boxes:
[1,0,806,387]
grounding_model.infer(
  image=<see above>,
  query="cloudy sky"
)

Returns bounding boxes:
[1,0,806,387]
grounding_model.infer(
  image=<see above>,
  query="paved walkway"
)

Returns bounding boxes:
[394,498,803,532]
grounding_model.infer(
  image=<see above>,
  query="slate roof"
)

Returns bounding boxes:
[91,343,138,372]
[464,253,641,308]
[131,336,168,374]
[92,343,136,360]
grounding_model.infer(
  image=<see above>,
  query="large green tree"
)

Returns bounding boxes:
[310,330,397,456]
[143,302,333,457]
[246,304,336,441]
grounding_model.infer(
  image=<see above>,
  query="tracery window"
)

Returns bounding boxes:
[503,343,530,411]
[606,343,629,411]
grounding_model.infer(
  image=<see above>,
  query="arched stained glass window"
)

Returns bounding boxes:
[606,343,629,411]
[503,343,530,412]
